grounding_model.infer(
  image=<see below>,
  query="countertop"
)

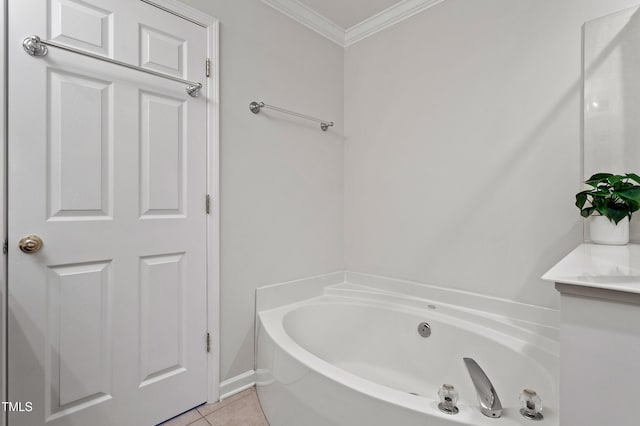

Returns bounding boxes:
[542,243,640,294]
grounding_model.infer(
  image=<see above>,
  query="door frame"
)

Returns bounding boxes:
[0,1,221,421]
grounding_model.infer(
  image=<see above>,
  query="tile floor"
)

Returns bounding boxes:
[160,388,269,426]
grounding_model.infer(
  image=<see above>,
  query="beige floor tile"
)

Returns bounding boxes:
[187,419,210,426]
[197,388,255,417]
[205,391,268,426]
[158,408,203,426]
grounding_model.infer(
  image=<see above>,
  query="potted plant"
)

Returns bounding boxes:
[575,173,640,245]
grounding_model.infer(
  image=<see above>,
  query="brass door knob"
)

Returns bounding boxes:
[19,235,43,254]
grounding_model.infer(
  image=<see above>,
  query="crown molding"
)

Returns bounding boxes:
[261,0,345,46]
[261,0,445,47]
[344,0,446,46]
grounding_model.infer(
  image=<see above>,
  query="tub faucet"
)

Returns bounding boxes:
[463,358,503,418]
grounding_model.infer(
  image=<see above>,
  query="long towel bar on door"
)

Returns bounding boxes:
[249,101,334,131]
[22,35,203,97]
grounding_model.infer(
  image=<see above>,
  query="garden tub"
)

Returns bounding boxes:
[256,291,558,425]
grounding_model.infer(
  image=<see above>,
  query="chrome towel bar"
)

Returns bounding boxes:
[22,35,202,97]
[249,101,334,131]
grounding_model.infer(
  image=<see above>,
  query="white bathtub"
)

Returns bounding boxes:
[256,288,559,426]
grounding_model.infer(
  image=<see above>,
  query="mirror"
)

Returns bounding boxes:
[583,4,640,241]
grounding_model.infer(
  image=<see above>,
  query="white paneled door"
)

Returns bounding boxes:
[8,1,210,425]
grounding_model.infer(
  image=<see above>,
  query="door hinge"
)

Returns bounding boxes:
[206,194,211,214]
[206,332,211,353]
[2,239,7,255]
[205,58,211,78]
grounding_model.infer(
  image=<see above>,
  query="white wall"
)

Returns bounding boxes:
[344,0,640,310]
[180,0,344,381]
[159,0,640,383]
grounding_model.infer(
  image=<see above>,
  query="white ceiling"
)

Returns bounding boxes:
[297,0,404,29]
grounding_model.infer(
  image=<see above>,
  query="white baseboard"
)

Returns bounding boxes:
[219,370,256,400]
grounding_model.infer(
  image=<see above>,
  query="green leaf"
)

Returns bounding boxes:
[580,207,596,218]
[617,181,634,191]
[607,175,625,186]
[626,173,640,185]
[599,205,628,224]
[575,192,588,209]
[615,187,640,204]
[587,173,614,180]
[585,173,613,187]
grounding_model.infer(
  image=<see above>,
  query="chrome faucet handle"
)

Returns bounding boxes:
[463,358,503,418]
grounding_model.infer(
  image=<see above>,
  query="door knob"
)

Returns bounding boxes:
[18,235,43,254]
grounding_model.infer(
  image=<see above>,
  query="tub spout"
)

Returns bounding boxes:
[463,358,502,418]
